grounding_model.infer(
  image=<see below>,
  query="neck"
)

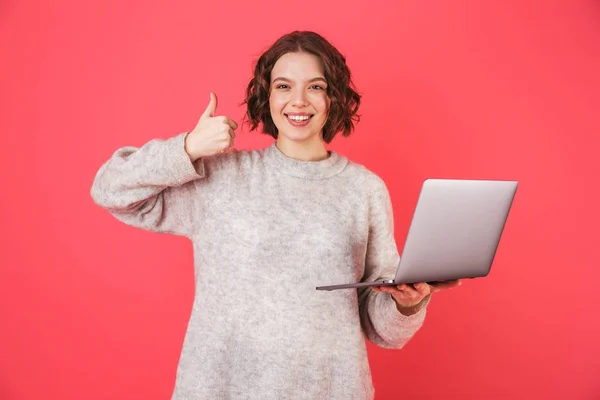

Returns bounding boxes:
[276,137,329,162]
[267,140,348,180]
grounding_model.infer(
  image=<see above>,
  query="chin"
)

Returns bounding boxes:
[277,121,324,143]
[279,130,320,143]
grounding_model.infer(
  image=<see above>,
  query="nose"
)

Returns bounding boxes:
[291,88,308,107]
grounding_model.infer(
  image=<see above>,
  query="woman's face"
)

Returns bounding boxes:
[269,51,330,147]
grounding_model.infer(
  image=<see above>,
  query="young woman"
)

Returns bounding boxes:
[91,30,459,400]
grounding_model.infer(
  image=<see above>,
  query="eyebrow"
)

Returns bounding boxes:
[272,77,327,84]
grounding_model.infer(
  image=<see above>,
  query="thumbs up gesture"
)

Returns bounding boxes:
[184,92,238,162]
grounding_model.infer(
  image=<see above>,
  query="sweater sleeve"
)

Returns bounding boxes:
[90,132,207,239]
[358,182,430,349]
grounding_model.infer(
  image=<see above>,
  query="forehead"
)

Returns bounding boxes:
[271,52,325,82]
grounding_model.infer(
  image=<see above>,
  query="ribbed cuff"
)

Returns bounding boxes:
[169,132,206,185]
[369,291,428,345]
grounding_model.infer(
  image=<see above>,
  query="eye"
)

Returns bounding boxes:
[310,84,325,90]
[276,84,289,89]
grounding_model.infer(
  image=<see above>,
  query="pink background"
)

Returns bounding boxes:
[1,0,599,399]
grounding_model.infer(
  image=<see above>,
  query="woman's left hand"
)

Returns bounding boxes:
[373,280,462,315]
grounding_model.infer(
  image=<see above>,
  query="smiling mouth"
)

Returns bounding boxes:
[285,114,314,127]
[285,113,313,122]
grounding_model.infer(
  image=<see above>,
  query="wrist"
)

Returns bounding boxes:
[184,132,200,162]
[394,294,431,316]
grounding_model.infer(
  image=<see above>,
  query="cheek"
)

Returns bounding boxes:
[312,94,330,114]
[269,93,287,113]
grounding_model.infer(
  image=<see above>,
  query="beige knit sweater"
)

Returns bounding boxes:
[90,133,429,400]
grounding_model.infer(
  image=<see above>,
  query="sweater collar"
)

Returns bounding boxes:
[266,142,348,179]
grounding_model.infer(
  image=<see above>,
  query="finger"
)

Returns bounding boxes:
[429,280,462,292]
[374,286,395,294]
[395,284,415,294]
[219,140,231,154]
[398,284,427,300]
[412,282,431,296]
[226,117,239,130]
[389,287,425,306]
[201,92,218,118]
[224,136,232,149]
[215,116,238,130]
[229,128,236,140]
[373,285,390,292]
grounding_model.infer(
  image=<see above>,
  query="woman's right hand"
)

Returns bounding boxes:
[185,92,238,162]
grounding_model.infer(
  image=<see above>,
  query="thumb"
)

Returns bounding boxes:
[201,92,218,118]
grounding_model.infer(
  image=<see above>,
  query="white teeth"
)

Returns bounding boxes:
[287,115,310,121]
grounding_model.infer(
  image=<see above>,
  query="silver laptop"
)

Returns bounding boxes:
[316,179,518,291]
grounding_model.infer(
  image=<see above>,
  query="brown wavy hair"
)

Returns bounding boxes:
[243,31,361,144]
